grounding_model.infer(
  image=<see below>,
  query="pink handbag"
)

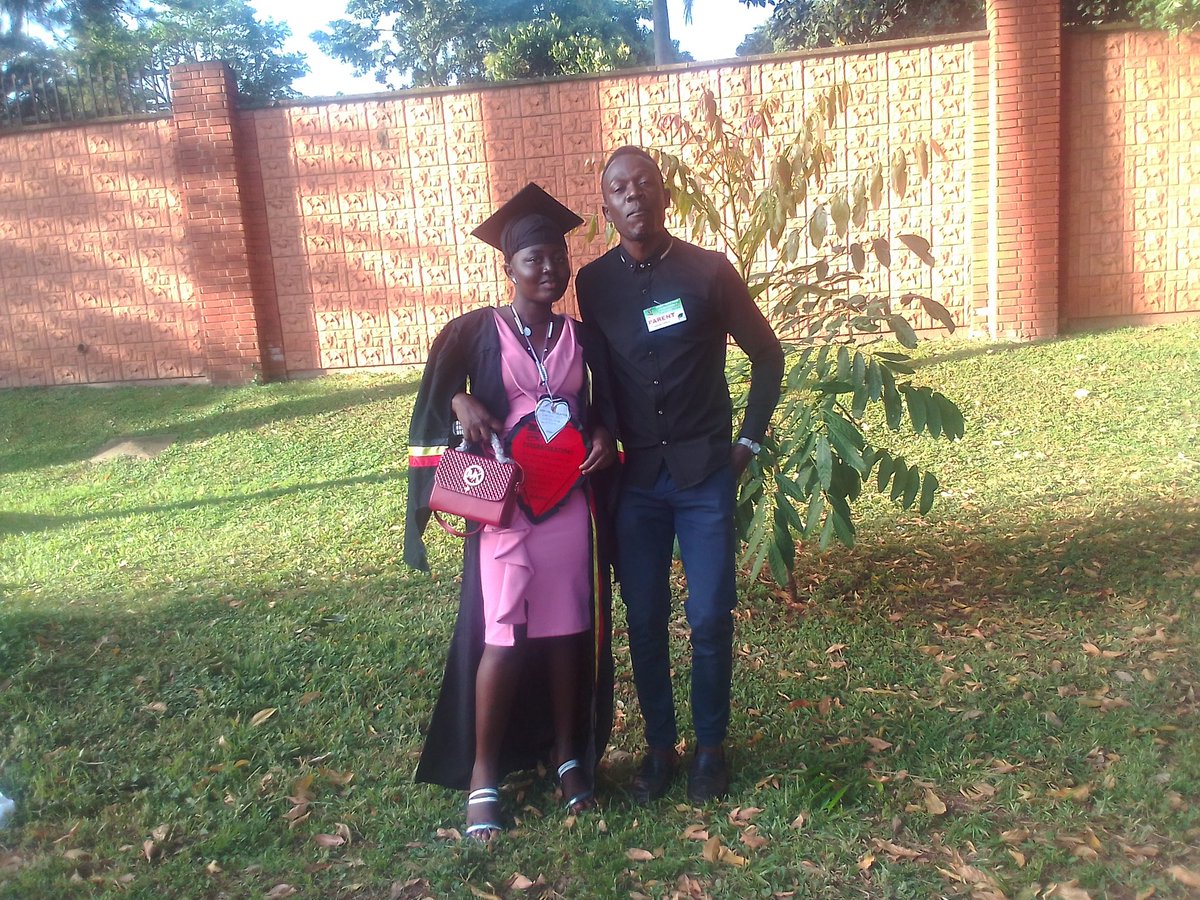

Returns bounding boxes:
[428,435,522,535]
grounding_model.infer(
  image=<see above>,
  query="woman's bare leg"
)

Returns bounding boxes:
[467,642,522,833]
[546,631,594,811]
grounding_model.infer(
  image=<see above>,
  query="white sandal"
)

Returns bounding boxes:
[557,759,594,812]
[464,787,503,841]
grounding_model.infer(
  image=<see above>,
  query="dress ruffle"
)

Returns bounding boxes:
[487,517,534,625]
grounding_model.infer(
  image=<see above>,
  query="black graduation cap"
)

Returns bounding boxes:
[471,182,584,259]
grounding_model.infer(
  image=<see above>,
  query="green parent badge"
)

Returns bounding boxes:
[643,298,687,332]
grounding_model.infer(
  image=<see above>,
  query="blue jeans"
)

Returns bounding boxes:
[616,463,737,749]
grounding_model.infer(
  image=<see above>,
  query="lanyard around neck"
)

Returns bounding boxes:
[510,305,557,398]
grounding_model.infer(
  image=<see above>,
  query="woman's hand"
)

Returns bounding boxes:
[580,425,616,475]
[451,393,503,445]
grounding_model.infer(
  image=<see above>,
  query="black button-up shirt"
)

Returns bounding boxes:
[576,238,784,489]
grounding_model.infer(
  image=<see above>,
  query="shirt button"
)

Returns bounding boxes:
[657,409,663,415]
[652,380,659,385]
[660,440,667,445]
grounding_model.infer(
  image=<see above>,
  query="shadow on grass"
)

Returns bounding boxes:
[2,494,1198,897]
[0,378,419,475]
[0,469,408,535]
[783,496,1200,617]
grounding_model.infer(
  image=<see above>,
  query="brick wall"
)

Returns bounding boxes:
[0,119,203,386]
[987,0,1061,340]
[1061,29,1200,327]
[247,39,984,376]
[1,13,1197,387]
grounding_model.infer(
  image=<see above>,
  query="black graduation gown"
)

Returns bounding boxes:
[404,307,617,791]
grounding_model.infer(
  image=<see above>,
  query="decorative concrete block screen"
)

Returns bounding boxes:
[246,38,986,376]
[1,5,1197,388]
[1061,30,1200,326]
[0,119,204,385]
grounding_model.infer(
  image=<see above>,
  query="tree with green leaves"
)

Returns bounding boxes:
[2,0,132,60]
[652,87,965,586]
[738,0,1196,55]
[317,0,667,88]
[313,0,510,89]
[1065,0,1198,30]
[77,0,307,101]
[485,1,654,81]
[738,0,984,52]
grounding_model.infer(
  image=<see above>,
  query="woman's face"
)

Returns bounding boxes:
[505,242,571,307]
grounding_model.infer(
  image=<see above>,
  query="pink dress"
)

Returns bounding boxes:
[478,310,591,646]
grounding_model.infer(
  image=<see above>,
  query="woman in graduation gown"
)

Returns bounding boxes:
[404,184,618,840]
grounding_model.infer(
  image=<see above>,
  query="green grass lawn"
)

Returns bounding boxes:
[1,322,1198,898]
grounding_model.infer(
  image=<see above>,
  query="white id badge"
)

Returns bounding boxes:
[534,396,571,442]
[643,298,687,332]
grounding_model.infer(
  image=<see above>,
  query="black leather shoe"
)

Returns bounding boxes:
[630,749,677,804]
[687,747,730,803]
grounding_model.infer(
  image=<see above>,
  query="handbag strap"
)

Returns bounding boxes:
[432,510,483,537]
[456,434,513,465]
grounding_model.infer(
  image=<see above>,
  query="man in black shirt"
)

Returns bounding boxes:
[576,146,784,803]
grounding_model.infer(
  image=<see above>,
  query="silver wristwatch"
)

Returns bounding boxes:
[737,437,762,454]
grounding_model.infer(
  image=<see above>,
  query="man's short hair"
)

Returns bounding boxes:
[601,145,662,183]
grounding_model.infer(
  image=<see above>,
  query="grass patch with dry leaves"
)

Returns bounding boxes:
[1,322,1198,899]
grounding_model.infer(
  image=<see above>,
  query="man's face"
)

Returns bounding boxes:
[601,153,671,245]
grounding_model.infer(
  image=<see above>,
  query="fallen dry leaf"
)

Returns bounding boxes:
[142,840,159,862]
[959,782,996,802]
[1119,841,1160,860]
[289,775,315,804]
[858,852,875,871]
[789,812,807,830]
[1047,882,1091,900]
[249,708,278,727]
[313,833,346,848]
[1168,866,1200,889]
[700,836,747,867]
[682,824,709,841]
[626,848,656,862]
[872,839,922,860]
[739,825,768,851]
[435,827,462,841]
[299,691,323,706]
[1047,784,1091,802]
[467,886,501,900]
[53,823,82,845]
[729,806,763,823]
[864,736,893,752]
[1008,849,1026,867]
[320,768,355,787]
[62,849,91,862]
[508,873,535,890]
[264,884,297,898]
[999,828,1028,844]
[0,853,25,873]
[205,860,222,874]
[144,702,168,714]
[923,789,947,815]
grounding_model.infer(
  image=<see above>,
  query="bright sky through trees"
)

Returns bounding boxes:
[247,0,770,96]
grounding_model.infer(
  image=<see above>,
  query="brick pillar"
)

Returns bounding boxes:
[986,0,1061,339]
[170,62,266,383]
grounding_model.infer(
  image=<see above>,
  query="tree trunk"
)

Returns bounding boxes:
[652,0,674,65]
